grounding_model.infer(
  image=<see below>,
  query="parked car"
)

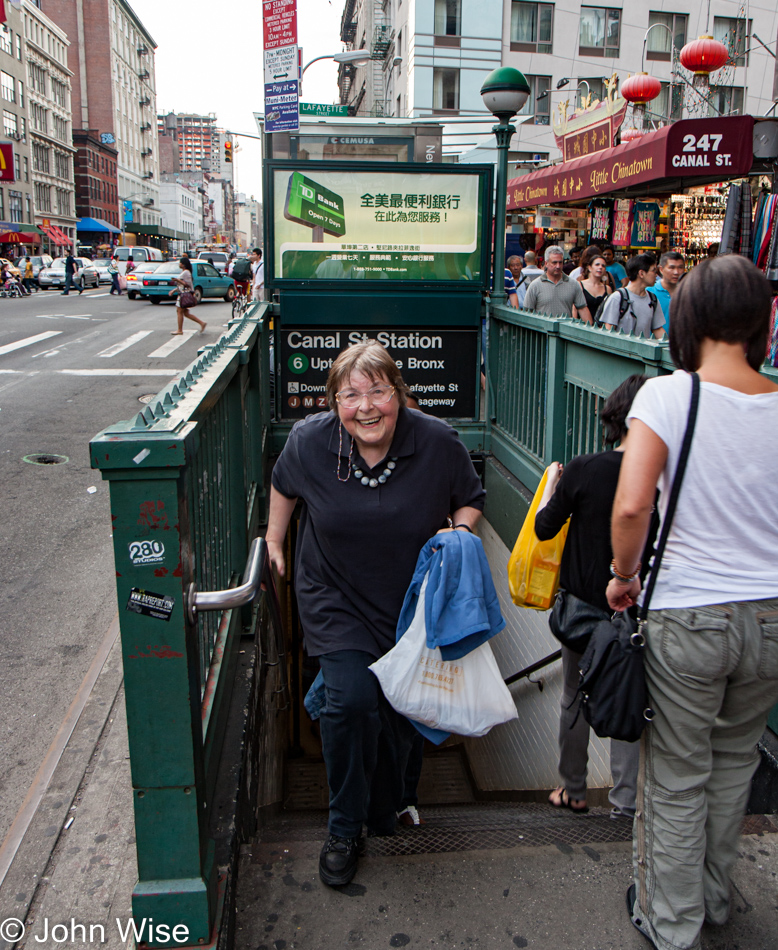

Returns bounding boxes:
[125,261,162,299]
[38,257,100,290]
[193,251,229,275]
[92,258,115,285]
[139,261,236,303]
[15,254,53,279]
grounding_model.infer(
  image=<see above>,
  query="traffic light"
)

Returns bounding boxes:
[224,139,233,163]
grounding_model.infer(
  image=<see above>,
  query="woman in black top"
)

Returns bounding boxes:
[535,375,649,816]
[578,251,613,319]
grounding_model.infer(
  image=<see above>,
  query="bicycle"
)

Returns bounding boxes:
[231,290,251,320]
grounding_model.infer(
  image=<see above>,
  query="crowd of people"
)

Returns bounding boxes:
[268,254,778,950]
[501,241,692,340]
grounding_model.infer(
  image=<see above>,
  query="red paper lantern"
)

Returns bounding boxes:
[679,35,729,76]
[620,73,662,104]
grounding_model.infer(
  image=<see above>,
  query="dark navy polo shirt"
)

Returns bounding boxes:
[271,407,485,659]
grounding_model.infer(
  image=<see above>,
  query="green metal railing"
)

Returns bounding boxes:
[90,304,275,947]
[487,302,674,493]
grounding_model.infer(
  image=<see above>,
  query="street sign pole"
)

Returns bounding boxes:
[262,0,299,133]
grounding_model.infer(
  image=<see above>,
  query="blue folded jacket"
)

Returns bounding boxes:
[396,530,506,661]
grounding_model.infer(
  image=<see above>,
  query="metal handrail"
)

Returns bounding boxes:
[504,649,562,687]
[185,537,288,701]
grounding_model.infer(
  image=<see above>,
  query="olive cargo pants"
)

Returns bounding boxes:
[631,598,778,950]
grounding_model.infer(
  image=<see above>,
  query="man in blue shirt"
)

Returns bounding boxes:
[602,245,627,287]
[652,251,685,328]
[507,255,528,307]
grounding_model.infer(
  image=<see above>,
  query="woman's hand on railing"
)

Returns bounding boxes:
[266,538,286,577]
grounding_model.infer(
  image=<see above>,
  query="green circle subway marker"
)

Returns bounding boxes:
[288,353,309,374]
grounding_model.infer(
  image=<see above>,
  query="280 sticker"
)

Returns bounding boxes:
[129,540,166,565]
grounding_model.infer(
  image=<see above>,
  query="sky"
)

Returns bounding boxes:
[128,0,345,200]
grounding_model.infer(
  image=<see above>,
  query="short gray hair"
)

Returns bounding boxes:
[545,245,565,260]
[507,255,522,265]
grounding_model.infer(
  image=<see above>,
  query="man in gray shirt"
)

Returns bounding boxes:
[523,246,593,323]
[599,252,665,339]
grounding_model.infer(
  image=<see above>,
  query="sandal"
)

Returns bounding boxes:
[548,786,589,813]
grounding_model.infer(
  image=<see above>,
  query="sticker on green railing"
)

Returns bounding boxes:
[128,540,166,566]
[126,588,174,622]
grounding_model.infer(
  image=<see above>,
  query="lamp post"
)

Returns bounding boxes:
[302,50,371,74]
[480,67,530,305]
[384,56,402,115]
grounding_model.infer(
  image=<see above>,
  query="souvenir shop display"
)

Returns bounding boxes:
[669,190,728,266]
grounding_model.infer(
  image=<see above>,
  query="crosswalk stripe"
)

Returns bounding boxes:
[97,330,153,358]
[147,331,196,358]
[59,369,183,376]
[0,331,62,357]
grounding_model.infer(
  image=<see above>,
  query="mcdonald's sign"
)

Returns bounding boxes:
[0,142,14,181]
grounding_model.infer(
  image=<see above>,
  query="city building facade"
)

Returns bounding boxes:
[159,176,202,249]
[71,129,119,227]
[0,3,35,240]
[22,0,77,252]
[40,0,161,245]
[338,0,778,163]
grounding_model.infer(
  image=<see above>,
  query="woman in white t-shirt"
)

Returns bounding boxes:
[606,255,778,950]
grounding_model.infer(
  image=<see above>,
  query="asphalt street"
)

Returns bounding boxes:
[0,286,234,847]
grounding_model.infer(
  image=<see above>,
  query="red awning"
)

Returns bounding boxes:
[41,224,71,246]
[507,116,754,210]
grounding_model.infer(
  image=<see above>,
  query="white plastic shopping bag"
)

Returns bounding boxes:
[370,577,518,737]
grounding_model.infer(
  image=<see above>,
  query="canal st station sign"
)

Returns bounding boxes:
[279,327,478,419]
[507,116,754,209]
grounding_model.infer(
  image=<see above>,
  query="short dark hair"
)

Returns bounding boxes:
[626,253,656,281]
[659,251,684,268]
[252,247,262,257]
[669,255,771,372]
[601,374,648,444]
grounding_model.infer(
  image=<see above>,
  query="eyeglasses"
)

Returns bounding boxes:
[335,385,395,410]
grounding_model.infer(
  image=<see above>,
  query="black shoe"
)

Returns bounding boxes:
[319,834,360,887]
[626,884,657,948]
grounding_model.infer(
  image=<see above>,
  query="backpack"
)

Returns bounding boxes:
[594,286,658,326]
[231,258,252,280]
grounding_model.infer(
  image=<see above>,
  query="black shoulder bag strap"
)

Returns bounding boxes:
[637,372,700,626]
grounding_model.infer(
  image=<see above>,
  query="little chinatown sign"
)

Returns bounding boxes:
[507,116,754,210]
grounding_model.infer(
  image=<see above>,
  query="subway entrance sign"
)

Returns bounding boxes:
[284,171,346,237]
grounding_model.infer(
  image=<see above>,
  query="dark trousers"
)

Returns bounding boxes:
[318,649,416,838]
[110,272,122,294]
[63,272,74,293]
[401,731,425,808]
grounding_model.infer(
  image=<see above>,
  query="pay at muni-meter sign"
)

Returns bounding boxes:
[284,171,346,237]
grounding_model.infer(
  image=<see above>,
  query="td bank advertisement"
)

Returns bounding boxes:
[280,327,478,419]
[273,167,484,282]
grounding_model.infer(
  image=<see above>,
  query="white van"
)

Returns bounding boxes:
[113,245,164,275]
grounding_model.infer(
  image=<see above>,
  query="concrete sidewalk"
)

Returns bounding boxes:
[235,816,778,950]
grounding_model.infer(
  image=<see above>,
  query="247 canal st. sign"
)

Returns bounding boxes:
[507,116,755,209]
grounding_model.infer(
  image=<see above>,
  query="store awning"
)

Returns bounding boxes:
[0,230,41,243]
[40,224,72,246]
[123,223,176,238]
[77,216,121,234]
[507,116,755,210]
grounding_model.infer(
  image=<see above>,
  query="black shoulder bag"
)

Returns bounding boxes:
[574,372,700,742]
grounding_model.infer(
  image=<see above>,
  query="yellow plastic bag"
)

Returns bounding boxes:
[508,467,568,610]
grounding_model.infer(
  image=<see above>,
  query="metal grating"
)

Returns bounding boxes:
[260,803,776,856]
[493,320,547,461]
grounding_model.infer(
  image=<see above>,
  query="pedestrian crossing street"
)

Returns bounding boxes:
[0,326,200,372]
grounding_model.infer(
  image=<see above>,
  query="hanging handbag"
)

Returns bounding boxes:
[549,589,610,652]
[575,372,700,742]
[179,290,197,308]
